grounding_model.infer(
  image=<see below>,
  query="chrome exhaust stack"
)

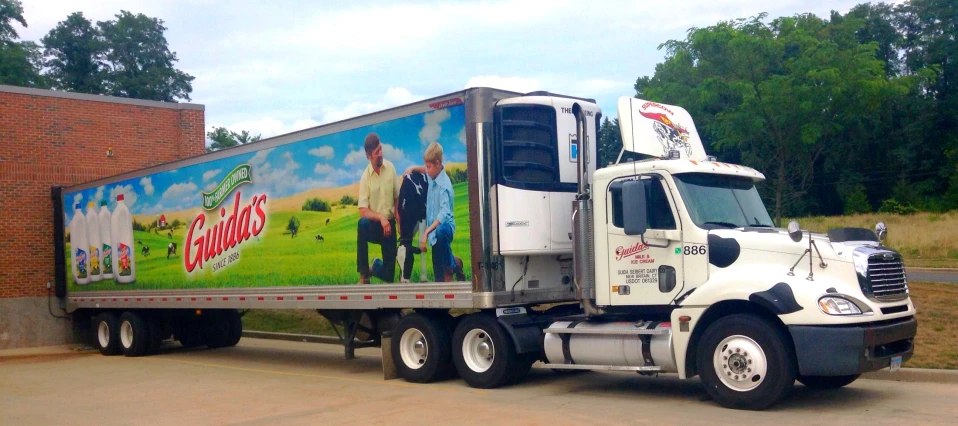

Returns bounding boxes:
[571,103,604,316]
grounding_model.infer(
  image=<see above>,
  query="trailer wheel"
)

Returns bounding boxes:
[696,314,795,410]
[94,312,121,356]
[205,312,232,349]
[453,313,521,389]
[146,316,164,354]
[118,312,150,357]
[224,310,243,347]
[797,374,860,389]
[392,313,452,383]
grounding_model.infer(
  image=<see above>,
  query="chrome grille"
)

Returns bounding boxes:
[865,253,908,301]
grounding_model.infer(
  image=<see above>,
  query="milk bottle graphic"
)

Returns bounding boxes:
[99,201,114,279]
[70,204,90,285]
[112,194,136,283]
[86,202,102,282]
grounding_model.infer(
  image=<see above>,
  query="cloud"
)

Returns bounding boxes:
[72,193,83,210]
[343,143,405,166]
[210,117,320,140]
[465,75,541,93]
[161,182,199,204]
[419,108,451,146]
[203,169,222,182]
[140,177,155,196]
[109,185,138,207]
[458,127,467,145]
[308,146,335,159]
[320,88,422,124]
[314,163,334,175]
[93,186,105,205]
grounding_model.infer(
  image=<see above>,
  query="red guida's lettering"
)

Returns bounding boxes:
[185,191,267,272]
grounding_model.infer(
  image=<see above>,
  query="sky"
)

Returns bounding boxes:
[65,103,468,222]
[19,0,878,143]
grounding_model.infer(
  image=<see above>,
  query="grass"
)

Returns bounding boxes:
[791,211,958,268]
[905,282,958,369]
[67,182,472,292]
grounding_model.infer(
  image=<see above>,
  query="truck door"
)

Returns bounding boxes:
[606,174,683,306]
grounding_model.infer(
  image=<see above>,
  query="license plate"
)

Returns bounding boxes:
[890,355,902,372]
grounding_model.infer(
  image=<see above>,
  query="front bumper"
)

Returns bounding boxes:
[789,317,916,376]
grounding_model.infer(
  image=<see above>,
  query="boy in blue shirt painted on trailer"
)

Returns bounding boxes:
[407,142,465,282]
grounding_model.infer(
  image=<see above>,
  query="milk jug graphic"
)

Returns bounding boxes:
[98,201,113,279]
[70,204,90,285]
[86,202,102,282]
[112,194,136,283]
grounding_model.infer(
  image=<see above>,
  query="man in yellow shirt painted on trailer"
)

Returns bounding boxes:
[356,133,399,284]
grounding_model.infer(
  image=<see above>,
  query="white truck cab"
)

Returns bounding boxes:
[538,96,916,410]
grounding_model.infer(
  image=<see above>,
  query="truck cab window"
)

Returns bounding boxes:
[610,178,676,230]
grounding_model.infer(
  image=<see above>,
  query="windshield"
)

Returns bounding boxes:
[673,173,774,229]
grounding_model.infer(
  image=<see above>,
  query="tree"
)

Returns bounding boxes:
[640,13,896,224]
[206,126,263,152]
[42,12,107,94]
[302,197,331,212]
[97,11,194,101]
[0,0,45,88]
[597,117,622,168]
[170,218,183,232]
[286,216,300,237]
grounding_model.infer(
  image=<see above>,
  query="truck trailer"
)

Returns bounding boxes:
[54,87,917,410]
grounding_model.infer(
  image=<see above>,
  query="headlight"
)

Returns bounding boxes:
[818,296,863,315]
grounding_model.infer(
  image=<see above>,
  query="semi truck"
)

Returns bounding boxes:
[53,87,917,410]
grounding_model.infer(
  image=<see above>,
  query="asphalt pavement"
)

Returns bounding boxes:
[907,268,958,284]
[3,339,957,425]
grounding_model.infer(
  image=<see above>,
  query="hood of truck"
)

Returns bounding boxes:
[707,228,846,262]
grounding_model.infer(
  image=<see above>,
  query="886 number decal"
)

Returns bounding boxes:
[683,245,707,256]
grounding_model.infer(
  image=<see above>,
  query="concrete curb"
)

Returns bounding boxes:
[862,368,958,384]
[0,344,96,360]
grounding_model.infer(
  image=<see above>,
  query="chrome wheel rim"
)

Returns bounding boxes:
[462,329,495,373]
[399,328,428,370]
[97,321,111,348]
[713,335,767,392]
[120,320,134,349]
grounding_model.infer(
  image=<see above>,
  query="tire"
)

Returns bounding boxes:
[452,313,522,389]
[146,316,164,354]
[118,312,150,357]
[93,312,121,356]
[696,314,796,410]
[224,310,243,347]
[391,313,452,383]
[797,374,860,389]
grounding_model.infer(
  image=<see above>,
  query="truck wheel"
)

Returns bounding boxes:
[118,312,150,357]
[94,312,121,356]
[453,314,521,389]
[392,313,452,383]
[174,321,206,348]
[797,374,860,389]
[696,314,795,410]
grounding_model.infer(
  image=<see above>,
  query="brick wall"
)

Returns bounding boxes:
[0,86,205,299]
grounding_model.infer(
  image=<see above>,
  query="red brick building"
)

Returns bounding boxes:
[0,85,205,349]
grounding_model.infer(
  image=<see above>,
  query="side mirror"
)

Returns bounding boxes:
[623,180,648,236]
[787,220,803,243]
[875,222,887,243]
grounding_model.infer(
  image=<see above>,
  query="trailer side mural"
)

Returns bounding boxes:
[63,103,471,291]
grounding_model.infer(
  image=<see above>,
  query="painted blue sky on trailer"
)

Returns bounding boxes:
[64,104,467,223]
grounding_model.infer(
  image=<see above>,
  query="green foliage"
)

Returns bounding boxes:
[598,117,623,167]
[132,219,147,232]
[97,11,194,101]
[879,198,918,215]
[206,126,263,152]
[301,198,330,212]
[635,1,958,218]
[338,195,358,206]
[0,0,45,88]
[41,12,106,93]
[838,182,872,214]
[286,216,301,236]
[449,168,468,184]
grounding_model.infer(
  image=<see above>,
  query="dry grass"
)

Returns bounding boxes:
[905,282,958,369]
[793,211,958,268]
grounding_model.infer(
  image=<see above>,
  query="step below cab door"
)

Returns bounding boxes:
[606,174,683,306]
